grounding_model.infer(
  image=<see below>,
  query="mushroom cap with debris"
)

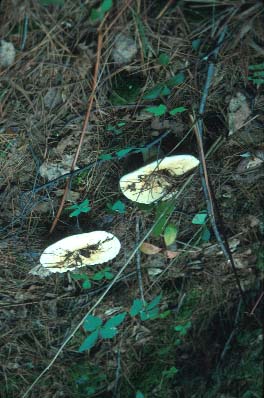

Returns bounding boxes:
[119,154,199,204]
[39,231,121,273]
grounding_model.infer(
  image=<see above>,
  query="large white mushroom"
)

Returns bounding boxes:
[37,231,121,274]
[119,154,199,204]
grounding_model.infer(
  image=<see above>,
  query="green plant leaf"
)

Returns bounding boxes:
[201,226,211,242]
[105,271,114,280]
[144,104,167,116]
[147,294,162,310]
[71,273,88,281]
[90,0,112,22]
[192,38,201,51]
[152,201,175,237]
[101,0,112,12]
[116,147,136,158]
[67,199,91,217]
[143,84,171,100]
[79,330,99,352]
[140,306,159,321]
[82,279,92,289]
[83,315,102,332]
[104,312,126,329]
[192,211,208,225]
[167,72,185,87]
[136,391,144,398]
[158,53,170,65]
[108,200,126,213]
[169,106,187,115]
[99,153,113,160]
[164,224,178,246]
[130,298,143,316]
[249,62,264,70]
[100,326,118,339]
[92,271,104,281]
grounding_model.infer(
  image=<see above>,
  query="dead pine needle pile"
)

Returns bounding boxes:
[0,1,263,398]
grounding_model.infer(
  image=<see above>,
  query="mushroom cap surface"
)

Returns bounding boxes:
[120,154,199,204]
[40,231,121,273]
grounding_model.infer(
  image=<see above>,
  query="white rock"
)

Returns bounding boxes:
[0,40,16,67]
[112,33,137,64]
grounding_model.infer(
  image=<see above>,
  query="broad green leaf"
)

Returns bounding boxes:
[116,147,136,158]
[201,226,211,242]
[117,121,126,127]
[192,211,207,225]
[192,38,201,51]
[147,293,162,310]
[92,271,104,281]
[101,0,112,12]
[100,326,118,339]
[152,200,175,237]
[68,199,91,217]
[136,391,144,398]
[104,312,126,328]
[130,298,143,316]
[83,315,102,332]
[169,106,187,116]
[249,63,264,70]
[99,153,113,160]
[164,224,178,246]
[251,70,264,77]
[159,310,171,319]
[105,271,114,280]
[145,104,167,116]
[109,200,126,213]
[71,273,87,281]
[90,0,112,22]
[140,306,159,321]
[248,78,264,84]
[167,72,185,87]
[158,53,170,65]
[140,242,162,255]
[79,330,99,352]
[82,279,92,289]
[143,84,170,100]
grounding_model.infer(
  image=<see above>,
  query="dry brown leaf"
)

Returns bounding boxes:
[140,243,162,255]
[165,250,180,259]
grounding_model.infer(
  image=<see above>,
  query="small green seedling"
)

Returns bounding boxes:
[164,223,178,247]
[248,62,264,85]
[192,211,211,242]
[174,321,192,337]
[135,391,145,398]
[92,267,114,281]
[67,199,91,218]
[79,312,126,352]
[158,53,170,66]
[90,0,112,22]
[130,294,162,321]
[107,200,126,214]
[72,273,91,289]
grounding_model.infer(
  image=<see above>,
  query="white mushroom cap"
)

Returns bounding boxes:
[120,155,199,204]
[39,231,121,273]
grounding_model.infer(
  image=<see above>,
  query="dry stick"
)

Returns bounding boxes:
[21,180,190,398]
[49,32,103,234]
[136,215,145,302]
[191,113,247,308]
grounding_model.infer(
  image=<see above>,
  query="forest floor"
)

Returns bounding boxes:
[0,1,263,397]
